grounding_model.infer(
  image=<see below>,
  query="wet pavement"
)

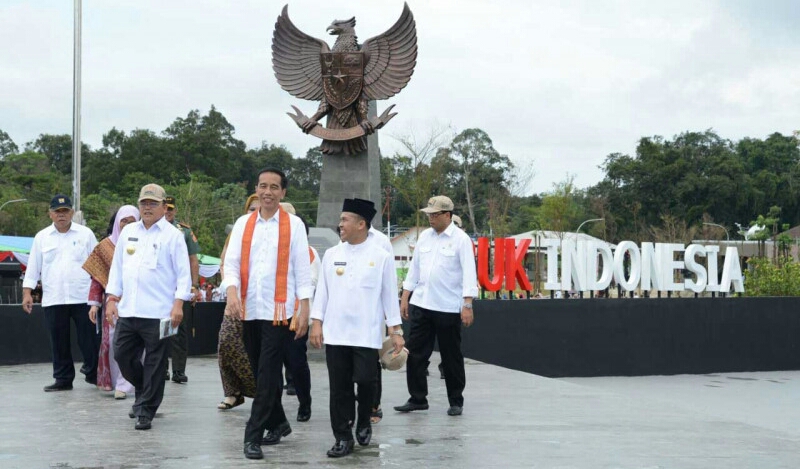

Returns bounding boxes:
[2,349,800,468]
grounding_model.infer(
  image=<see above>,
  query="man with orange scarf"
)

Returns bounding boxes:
[222,168,313,460]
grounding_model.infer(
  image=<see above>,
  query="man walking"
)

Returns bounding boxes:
[105,184,192,430]
[394,195,478,416]
[22,194,99,391]
[222,168,313,460]
[164,195,201,383]
[310,198,404,458]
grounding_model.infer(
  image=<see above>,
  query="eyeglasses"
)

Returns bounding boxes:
[426,212,444,218]
[139,201,162,209]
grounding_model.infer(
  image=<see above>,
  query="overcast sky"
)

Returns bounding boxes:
[1,0,798,194]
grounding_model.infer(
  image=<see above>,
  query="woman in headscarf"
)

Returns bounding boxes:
[216,194,259,409]
[83,205,140,399]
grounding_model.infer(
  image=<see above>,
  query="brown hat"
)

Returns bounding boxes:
[138,183,166,203]
[380,336,408,371]
[419,195,454,214]
[280,202,296,215]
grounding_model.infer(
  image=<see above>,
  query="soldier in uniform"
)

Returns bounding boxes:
[164,195,201,383]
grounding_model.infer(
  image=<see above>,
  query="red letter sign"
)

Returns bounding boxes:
[477,237,504,291]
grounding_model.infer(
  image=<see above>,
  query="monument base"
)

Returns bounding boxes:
[315,101,383,231]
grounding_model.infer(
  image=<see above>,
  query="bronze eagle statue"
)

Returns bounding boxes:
[272,3,417,155]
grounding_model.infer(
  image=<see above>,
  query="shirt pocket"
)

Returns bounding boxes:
[42,244,58,263]
[358,266,380,289]
[438,247,458,268]
[71,240,86,262]
[142,243,160,270]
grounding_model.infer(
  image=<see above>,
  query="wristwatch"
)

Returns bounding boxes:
[391,329,404,336]
[462,303,473,310]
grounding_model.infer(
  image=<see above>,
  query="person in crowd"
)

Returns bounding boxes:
[279,202,319,423]
[215,194,259,411]
[394,195,478,417]
[83,205,140,399]
[106,183,192,431]
[22,194,99,392]
[221,168,313,460]
[310,198,404,458]
[163,195,201,384]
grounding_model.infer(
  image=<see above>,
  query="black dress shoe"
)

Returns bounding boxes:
[135,416,152,430]
[84,375,97,385]
[261,420,292,445]
[447,405,463,416]
[128,406,136,419]
[297,404,311,422]
[326,439,354,458]
[243,441,263,460]
[43,381,73,392]
[393,400,429,412]
[356,425,372,446]
[171,371,188,384]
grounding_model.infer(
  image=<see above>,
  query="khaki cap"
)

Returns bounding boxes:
[280,202,296,215]
[419,195,454,214]
[138,183,166,203]
[380,336,408,371]
[452,214,463,228]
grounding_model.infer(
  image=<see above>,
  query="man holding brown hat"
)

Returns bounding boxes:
[394,195,478,417]
[310,198,404,458]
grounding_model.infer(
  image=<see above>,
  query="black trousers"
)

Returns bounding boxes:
[373,359,382,408]
[242,320,292,444]
[168,302,191,373]
[284,332,311,407]
[406,306,465,407]
[326,345,378,441]
[43,303,99,383]
[114,317,169,419]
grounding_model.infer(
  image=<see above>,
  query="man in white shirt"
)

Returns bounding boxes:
[105,183,192,431]
[310,198,404,458]
[394,195,478,417]
[22,194,99,392]
[222,168,313,460]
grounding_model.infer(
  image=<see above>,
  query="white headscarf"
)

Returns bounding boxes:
[110,205,140,245]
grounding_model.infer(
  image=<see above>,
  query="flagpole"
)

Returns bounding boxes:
[72,0,82,222]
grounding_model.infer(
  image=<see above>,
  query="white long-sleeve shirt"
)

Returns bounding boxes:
[369,226,393,254]
[23,223,98,307]
[221,210,313,321]
[106,217,192,319]
[402,222,479,313]
[312,235,401,349]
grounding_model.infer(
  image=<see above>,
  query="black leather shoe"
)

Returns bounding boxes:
[297,404,311,422]
[135,416,152,430]
[171,371,188,384]
[393,400,429,412]
[261,421,292,445]
[356,425,372,446]
[43,381,73,392]
[84,375,97,385]
[326,439,354,458]
[243,441,263,460]
[285,383,296,396]
[447,405,463,416]
[128,406,136,419]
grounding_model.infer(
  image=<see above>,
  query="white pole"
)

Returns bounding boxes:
[72,0,82,221]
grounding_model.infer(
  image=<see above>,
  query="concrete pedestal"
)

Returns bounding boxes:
[315,101,383,230]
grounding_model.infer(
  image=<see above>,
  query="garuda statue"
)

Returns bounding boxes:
[272,3,417,155]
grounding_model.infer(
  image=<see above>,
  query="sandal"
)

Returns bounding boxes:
[217,395,245,410]
[370,406,383,424]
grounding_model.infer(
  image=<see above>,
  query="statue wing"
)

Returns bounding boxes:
[360,2,417,101]
[272,5,330,101]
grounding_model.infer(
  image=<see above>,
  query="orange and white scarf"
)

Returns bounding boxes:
[239,207,291,324]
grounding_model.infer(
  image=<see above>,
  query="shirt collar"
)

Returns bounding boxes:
[48,222,77,235]
[257,209,282,224]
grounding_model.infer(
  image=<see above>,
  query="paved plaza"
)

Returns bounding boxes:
[2,349,800,468]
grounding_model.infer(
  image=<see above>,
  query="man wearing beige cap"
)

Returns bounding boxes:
[106,183,193,430]
[394,195,478,417]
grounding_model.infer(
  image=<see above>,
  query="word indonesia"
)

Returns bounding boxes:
[476,238,744,293]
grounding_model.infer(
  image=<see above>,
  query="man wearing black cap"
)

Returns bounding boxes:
[164,195,201,384]
[22,194,99,391]
[310,198,405,458]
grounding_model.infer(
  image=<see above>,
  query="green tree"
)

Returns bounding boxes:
[0,129,18,159]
